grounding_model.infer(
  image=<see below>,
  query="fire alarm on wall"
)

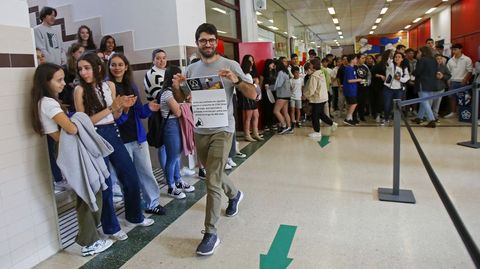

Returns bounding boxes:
[255,0,267,11]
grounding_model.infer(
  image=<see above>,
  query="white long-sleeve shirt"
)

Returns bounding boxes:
[447,54,473,82]
[384,62,410,90]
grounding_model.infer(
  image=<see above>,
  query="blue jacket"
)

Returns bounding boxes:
[115,82,152,143]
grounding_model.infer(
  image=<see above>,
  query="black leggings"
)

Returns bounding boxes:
[311,102,333,132]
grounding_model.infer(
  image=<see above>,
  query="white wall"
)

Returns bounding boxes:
[44,0,204,49]
[1,1,61,269]
[431,6,451,45]
[240,0,258,42]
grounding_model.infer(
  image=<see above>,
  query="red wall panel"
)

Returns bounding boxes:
[409,28,418,49]
[451,0,480,40]
[408,19,430,49]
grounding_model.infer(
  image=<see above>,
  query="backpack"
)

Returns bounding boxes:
[146,89,171,148]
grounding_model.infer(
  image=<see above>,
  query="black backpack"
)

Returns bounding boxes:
[146,89,171,148]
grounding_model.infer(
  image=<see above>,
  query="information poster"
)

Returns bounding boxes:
[186,75,228,128]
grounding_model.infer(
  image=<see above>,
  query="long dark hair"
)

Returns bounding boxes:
[66,43,83,75]
[99,35,116,53]
[77,25,96,50]
[419,46,434,58]
[275,58,288,74]
[162,65,182,90]
[77,52,107,116]
[380,49,392,67]
[241,59,253,74]
[31,63,65,135]
[107,53,134,96]
[241,54,257,77]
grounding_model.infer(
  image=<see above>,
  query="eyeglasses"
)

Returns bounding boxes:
[198,38,217,45]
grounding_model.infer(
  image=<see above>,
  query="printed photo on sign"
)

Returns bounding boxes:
[187,75,228,129]
[186,76,224,91]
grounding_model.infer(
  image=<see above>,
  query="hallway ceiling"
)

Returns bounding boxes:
[258,0,450,47]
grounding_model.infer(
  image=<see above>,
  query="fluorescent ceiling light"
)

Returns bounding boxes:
[334,39,338,42]
[413,17,422,23]
[268,26,279,30]
[372,25,377,30]
[292,35,297,39]
[328,7,336,15]
[217,30,227,34]
[283,32,288,35]
[257,20,263,24]
[311,41,316,44]
[269,19,274,23]
[387,0,393,2]
[425,8,437,14]
[338,31,342,35]
[376,18,382,23]
[340,36,344,39]
[336,26,341,30]
[317,45,321,48]
[256,11,262,15]
[442,0,448,1]
[332,18,339,24]
[211,7,226,14]
[404,24,411,29]
[369,31,374,34]
[380,7,388,14]
[398,30,404,33]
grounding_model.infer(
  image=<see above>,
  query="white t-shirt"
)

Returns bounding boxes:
[290,77,304,100]
[95,82,115,125]
[39,97,64,134]
[160,90,177,118]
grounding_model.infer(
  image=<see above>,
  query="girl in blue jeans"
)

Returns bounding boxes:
[74,52,154,241]
[383,52,410,122]
[159,66,195,199]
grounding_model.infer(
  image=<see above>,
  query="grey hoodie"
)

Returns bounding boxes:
[57,112,113,212]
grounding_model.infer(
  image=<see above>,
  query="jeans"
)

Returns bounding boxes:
[124,141,161,209]
[383,86,405,120]
[47,135,62,182]
[417,91,436,121]
[431,89,444,118]
[95,123,144,234]
[163,118,182,188]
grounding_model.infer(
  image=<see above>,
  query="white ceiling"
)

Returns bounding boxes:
[257,0,450,46]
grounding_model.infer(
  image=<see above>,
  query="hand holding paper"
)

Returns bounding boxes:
[218,68,239,83]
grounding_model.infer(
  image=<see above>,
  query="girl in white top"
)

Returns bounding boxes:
[74,52,154,241]
[31,63,113,256]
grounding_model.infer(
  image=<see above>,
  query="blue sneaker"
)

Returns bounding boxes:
[196,232,220,256]
[225,191,244,217]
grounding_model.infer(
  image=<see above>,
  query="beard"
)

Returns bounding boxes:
[198,47,216,59]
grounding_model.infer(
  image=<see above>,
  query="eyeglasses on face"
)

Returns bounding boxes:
[198,38,217,45]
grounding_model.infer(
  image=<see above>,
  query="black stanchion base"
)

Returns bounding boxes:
[378,188,416,204]
[457,141,480,149]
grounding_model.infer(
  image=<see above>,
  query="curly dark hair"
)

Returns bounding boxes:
[77,52,107,116]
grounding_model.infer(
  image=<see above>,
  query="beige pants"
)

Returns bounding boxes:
[195,132,239,234]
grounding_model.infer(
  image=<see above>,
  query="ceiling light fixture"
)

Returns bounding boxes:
[292,35,297,39]
[387,0,393,2]
[328,7,336,15]
[333,18,339,24]
[311,41,316,44]
[338,31,342,35]
[269,19,274,23]
[211,7,227,14]
[372,25,377,30]
[217,30,227,34]
[268,26,279,30]
[404,24,411,29]
[336,26,341,30]
[413,17,422,23]
[398,30,404,33]
[376,18,382,23]
[369,31,374,34]
[425,7,437,14]
[283,32,288,35]
[334,39,338,42]
[340,36,344,39]
[257,20,263,24]
[380,7,388,14]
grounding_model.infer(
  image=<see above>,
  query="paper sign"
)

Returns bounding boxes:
[186,75,228,128]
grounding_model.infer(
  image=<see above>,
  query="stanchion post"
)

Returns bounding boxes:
[457,82,480,149]
[378,99,416,203]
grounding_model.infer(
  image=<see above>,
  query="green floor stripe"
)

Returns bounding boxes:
[80,132,274,269]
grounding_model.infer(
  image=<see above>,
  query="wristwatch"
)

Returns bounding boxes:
[234,77,243,85]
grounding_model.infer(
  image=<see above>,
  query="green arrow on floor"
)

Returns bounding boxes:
[260,224,297,269]
[318,135,330,148]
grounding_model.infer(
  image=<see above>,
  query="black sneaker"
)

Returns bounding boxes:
[225,191,244,217]
[196,232,220,256]
[198,168,206,180]
[145,205,166,215]
[343,119,356,126]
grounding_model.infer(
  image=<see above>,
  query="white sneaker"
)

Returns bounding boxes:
[176,181,195,193]
[330,122,338,132]
[308,132,322,138]
[225,163,232,170]
[180,167,196,177]
[168,187,186,199]
[81,239,114,256]
[127,218,155,228]
[109,230,128,241]
[376,115,381,123]
[443,112,456,119]
[112,195,123,203]
[227,158,237,167]
[54,179,70,191]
